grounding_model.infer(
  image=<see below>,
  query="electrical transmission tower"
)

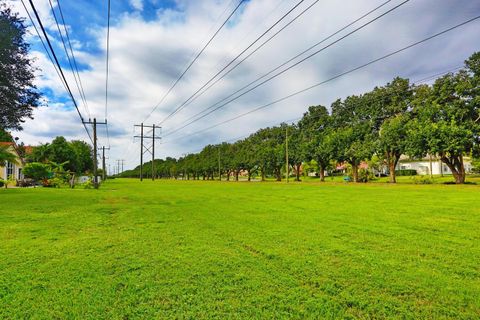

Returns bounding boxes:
[134,124,161,181]
[116,159,125,176]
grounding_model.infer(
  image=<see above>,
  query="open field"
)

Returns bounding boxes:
[1,179,479,319]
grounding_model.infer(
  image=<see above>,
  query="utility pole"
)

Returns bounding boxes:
[134,124,161,182]
[116,159,125,176]
[152,124,155,181]
[101,146,110,182]
[286,125,289,183]
[83,118,107,189]
[218,147,221,181]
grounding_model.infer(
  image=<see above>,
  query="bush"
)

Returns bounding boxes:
[395,169,417,176]
[23,162,51,183]
[0,180,4,188]
[412,176,433,184]
[44,177,63,188]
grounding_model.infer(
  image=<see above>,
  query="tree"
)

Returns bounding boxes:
[298,105,333,181]
[47,137,79,173]
[406,61,480,184]
[369,78,413,183]
[23,162,50,184]
[0,5,41,131]
[331,96,375,182]
[70,140,93,173]
[378,115,409,183]
[0,144,16,167]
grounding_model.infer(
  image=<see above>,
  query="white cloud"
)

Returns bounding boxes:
[7,0,480,170]
[129,0,144,12]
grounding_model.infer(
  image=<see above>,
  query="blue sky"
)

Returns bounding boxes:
[8,0,480,171]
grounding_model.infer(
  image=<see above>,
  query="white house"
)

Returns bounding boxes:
[396,156,473,175]
[0,142,25,181]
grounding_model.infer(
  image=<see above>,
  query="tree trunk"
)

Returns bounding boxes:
[235,170,239,181]
[441,154,466,184]
[261,167,265,181]
[319,164,325,182]
[387,152,396,184]
[247,169,251,182]
[352,163,359,183]
[275,168,281,181]
[295,164,301,181]
[226,170,230,181]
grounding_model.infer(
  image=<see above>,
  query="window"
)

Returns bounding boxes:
[18,168,22,180]
[6,162,14,178]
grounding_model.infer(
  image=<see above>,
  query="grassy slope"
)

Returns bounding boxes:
[0,180,479,319]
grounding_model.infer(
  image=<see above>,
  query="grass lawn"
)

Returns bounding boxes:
[1,179,479,319]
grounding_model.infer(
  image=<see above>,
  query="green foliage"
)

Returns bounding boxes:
[27,137,92,174]
[395,169,417,176]
[23,162,50,183]
[0,145,17,167]
[412,176,434,184]
[0,180,4,187]
[0,4,41,130]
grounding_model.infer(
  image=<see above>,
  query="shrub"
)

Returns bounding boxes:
[23,163,51,183]
[395,169,417,176]
[412,176,433,184]
[0,180,4,188]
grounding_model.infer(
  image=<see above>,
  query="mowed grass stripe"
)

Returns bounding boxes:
[0,179,479,319]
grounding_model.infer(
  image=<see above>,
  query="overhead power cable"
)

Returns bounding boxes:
[142,0,246,123]
[105,0,111,147]
[155,0,308,126]
[20,0,68,93]
[56,0,91,120]
[162,15,480,144]
[178,0,395,127]
[163,0,409,137]
[48,0,91,120]
[165,64,468,150]
[27,0,93,144]
[171,0,323,116]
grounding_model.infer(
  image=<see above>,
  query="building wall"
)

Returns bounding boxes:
[0,146,24,180]
[396,160,472,175]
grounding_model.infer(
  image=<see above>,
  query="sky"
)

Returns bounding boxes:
[6,0,480,172]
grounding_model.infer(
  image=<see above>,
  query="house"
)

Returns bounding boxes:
[396,156,473,175]
[0,142,25,181]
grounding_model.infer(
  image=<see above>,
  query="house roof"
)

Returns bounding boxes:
[0,142,14,147]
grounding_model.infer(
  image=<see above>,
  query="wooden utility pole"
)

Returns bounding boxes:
[83,118,107,189]
[286,125,289,183]
[134,124,161,182]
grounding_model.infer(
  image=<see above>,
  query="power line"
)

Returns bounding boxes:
[142,0,247,123]
[56,0,91,120]
[20,0,67,94]
[162,15,480,144]
[105,0,111,147]
[27,0,93,144]
[166,63,466,155]
[177,0,395,127]
[163,0,409,137]
[48,0,91,120]
[170,0,322,118]
[156,0,309,126]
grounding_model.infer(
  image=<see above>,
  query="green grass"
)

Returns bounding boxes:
[1,179,479,319]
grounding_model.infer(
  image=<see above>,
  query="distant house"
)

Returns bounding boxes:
[396,156,473,175]
[0,142,25,181]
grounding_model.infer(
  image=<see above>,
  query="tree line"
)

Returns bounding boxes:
[123,52,480,184]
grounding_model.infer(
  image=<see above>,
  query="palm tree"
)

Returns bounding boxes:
[0,145,17,167]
